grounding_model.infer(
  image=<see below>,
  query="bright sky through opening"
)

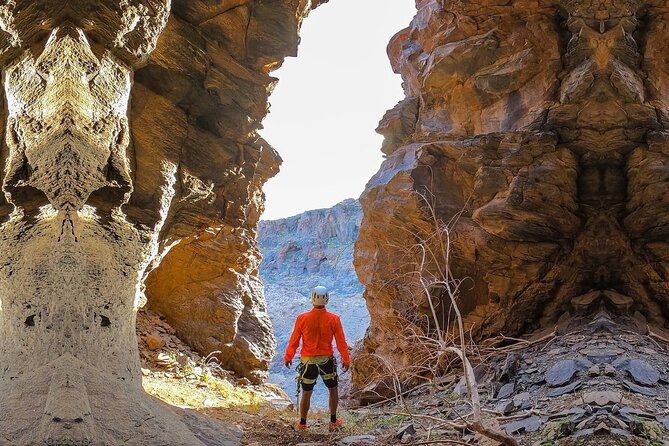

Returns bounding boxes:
[260,0,416,220]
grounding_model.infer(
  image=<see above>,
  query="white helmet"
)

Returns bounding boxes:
[311,285,329,306]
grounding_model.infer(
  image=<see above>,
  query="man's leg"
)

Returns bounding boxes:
[322,357,342,430]
[300,389,312,423]
[298,363,317,428]
[328,385,339,420]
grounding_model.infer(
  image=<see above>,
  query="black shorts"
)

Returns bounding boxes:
[297,356,338,391]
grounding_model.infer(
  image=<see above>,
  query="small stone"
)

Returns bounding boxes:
[604,364,616,376]
[558,420,576,437]
[583,390,621,406]
[593,422,610,435]
[454,366,485,395]
[494,400,514,415]
[546,380,581,397]
[576,415,595,430]
[618,407,654,423]
[571,291,600,314]
[639,347,656,356]
[202,398,217,407]
[145,334,166,350]
[626,359,659,386]
[575,356,595,369]
[266,396,293,411]
[454,376,467,395]
[497,383,515,399]
[545,360,577,387]
[513,392,531,410]
[587,365,600,376]
[156,352,171,363]
[337,435,376,445]
[396,423,416,440]
[502,416,543,435]
[612,357,630,369]
[623,379,658,397]
[661,416,669,430]
[609,415,628,430]
[572,429,595,438]
[549,407,586,424]
[583,348,623,363]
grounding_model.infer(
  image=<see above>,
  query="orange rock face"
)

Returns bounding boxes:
[137,0,327,383]
[353,0,669,390]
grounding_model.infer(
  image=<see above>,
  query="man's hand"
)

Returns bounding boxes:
[284,360,292,368]
[342,363,350,373]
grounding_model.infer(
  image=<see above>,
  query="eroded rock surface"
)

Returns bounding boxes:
[142,0,328,384]
[0,0,322,443]
[353,0,669,418]
[483,311,669,445]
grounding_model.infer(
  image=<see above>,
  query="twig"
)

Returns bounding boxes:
[419,193,519,445]
[646,325,669,347]
[538,330,559,352]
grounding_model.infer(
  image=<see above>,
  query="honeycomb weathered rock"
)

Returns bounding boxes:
[0,0,322,443]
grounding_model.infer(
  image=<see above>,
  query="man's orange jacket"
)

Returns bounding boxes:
[284,307,350,366]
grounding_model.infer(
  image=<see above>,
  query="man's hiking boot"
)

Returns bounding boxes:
[296,421,308,431]
[328,418,343,432]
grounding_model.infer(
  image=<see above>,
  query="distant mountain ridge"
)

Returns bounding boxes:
[258,199,368,406]
[259,198,362,294]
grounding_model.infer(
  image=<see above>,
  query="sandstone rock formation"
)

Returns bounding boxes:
[353,0,669,412]
[0,0,322,444]
[142,0,328,384]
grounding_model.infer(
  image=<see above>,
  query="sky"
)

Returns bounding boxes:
[259,0,416,220]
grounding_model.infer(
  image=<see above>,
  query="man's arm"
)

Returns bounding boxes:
[333,315,350,371]
[284,316,302,368]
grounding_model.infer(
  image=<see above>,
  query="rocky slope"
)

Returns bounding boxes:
[352,1,669,443]
[258,199,368,405]
[0,0,326,444]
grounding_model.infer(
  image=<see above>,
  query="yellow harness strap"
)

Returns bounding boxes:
[297,356,338,383]
[300,355,330,365]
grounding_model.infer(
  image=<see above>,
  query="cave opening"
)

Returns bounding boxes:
[257,0,414,407]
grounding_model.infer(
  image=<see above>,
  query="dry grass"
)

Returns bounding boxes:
[356,189,517,445]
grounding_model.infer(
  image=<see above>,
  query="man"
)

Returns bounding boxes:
[284,285,350,432]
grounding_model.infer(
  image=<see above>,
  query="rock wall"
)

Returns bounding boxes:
[0,0,324,444]
[353,0,669,393]
[140,0,328,384]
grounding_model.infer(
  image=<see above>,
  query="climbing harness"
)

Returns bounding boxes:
[295,355,339,410]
